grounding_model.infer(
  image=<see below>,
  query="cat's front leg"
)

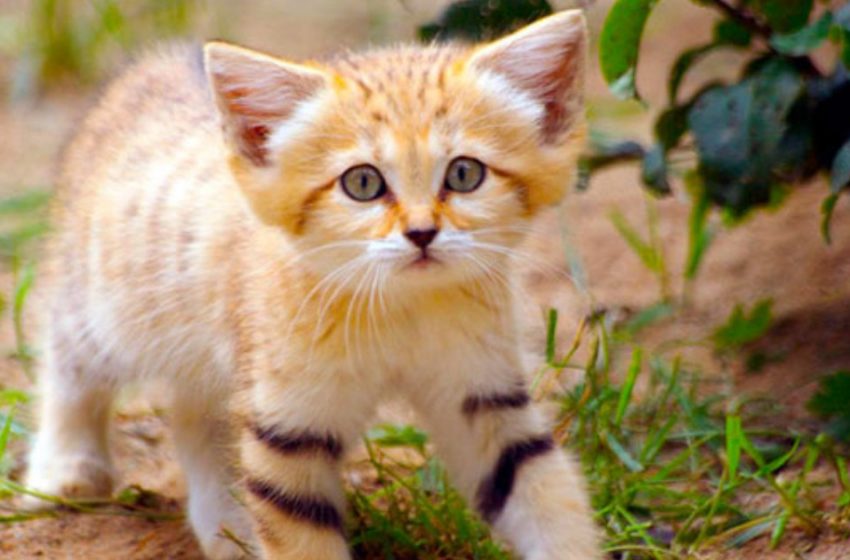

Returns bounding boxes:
[406,363,600,560]
[238,369,377,560]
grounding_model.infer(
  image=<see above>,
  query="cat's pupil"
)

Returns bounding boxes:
[457,165,467,183]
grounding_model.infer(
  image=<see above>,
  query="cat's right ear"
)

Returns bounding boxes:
[204,42,328,167]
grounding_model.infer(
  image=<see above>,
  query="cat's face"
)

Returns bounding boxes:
[206,11,586,291]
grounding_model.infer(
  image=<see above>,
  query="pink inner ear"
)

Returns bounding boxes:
[471,15,586,144]
[209,54,325,167]
[494,39,582,143]
[517,41,581,142]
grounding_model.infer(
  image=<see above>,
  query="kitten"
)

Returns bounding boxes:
[24,10,599,560]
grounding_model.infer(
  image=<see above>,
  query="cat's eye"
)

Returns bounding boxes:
[444,157,486,193]
[341,165,387,202]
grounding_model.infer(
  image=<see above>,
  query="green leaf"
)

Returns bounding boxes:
[726,520,774,548]
[685,178,714,279]
[654,104,690,150]
[417,0,553,42]
[756,438,800,476]
[713,299,773,350]
[604,432,644,472]
[689,60,805,214]
[0,191,50,216]
[614,348,642,427]
[545,308,558,363]
[770,11,832,55]
[366,423,429,453]
[752,0,813,33]
[622,302,674,335]
[714,19,751,47]
[0,389,30,407]
[835,5,850,67]
[668,44,716,104]
[830,138,850,194]
[599,0,658,100]
[0,408,14,467]
[726,415,743,482]
[609,209,661,274]
[821,193,839,244]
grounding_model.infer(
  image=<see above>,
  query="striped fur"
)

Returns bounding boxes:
[25,10,599,560]
[252,425,343,460]
[246,479,344,532]
[462,389,530,416]
[477,436,554,521]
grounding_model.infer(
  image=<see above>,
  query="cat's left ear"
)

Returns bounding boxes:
[204,42,329,167]
[468,10,587,144]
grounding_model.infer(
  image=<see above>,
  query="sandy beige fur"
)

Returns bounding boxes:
[25,10,599,559]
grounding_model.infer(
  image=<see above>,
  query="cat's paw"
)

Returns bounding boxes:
[189,493,256,560]
[21,452,114,510]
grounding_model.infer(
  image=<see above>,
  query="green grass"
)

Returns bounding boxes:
[0,190,848,559]
[7,0,198,96]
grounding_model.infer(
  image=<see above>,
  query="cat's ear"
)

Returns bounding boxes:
[204,42,328,167]
[468,10,587,143]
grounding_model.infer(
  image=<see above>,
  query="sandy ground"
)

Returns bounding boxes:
[1,0,849,558]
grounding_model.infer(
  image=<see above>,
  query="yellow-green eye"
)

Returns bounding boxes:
[341,165,387,201]
[444,157,486,193]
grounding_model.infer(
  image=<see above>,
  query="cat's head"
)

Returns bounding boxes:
[205,10,586,291]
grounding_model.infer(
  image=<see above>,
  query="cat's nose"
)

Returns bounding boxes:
[405,228,438,249]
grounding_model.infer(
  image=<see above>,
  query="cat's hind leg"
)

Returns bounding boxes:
[24,325,117,506]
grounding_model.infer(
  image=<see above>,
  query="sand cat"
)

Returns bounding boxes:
[24,10,599,559]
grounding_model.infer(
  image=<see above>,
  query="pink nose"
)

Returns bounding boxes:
[404,228,438,249]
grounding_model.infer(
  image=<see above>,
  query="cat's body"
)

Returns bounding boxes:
[26,11,599,559]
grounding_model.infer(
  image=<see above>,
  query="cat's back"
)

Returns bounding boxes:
[59,43,217,199]
[45,44,245,373]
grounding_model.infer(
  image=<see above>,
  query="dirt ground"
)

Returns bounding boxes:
[1,0,849,558]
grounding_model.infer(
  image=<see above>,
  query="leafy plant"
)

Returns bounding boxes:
[597,0,850,235]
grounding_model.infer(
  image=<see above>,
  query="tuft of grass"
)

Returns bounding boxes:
[348,436,509,560]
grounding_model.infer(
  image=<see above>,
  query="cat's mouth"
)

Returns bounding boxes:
[407,251,440,269]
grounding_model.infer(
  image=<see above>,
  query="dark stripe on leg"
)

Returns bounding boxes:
[246,479,343,532]
[462,390,530,416]
[476,436,554,522]
[252,425,343,460]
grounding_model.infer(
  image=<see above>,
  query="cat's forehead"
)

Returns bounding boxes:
[325,44,470,120]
